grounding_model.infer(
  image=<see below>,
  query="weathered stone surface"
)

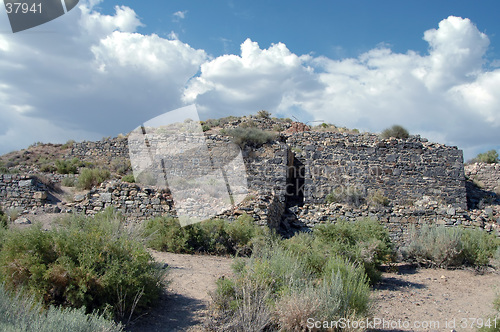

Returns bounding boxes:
[74,194,86,202]
[33,191,47,200]
[14,217,31,225]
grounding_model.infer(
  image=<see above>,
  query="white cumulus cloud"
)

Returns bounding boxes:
[0,1,206,154]
[173,10,188,20]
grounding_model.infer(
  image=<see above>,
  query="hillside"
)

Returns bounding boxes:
[1,114,499,241]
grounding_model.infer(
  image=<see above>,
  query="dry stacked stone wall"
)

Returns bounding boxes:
[0,174,53,210]
[3,130,492,246]
[286,132,466,209]
[465,163,500,194]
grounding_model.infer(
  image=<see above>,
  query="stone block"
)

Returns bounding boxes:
[33,191,47,200]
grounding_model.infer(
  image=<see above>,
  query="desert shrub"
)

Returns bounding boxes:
[221,127,275,147]
[209,243,371,331]
[325,185,366,207]
[380,124,409,139]
[141,216,195,253]
[473,150,499,164]
[226,214,267,256]
[402,224,500,268]
[0,161,9,174]
[77,168,110,189]
[55,158,83,174]
[369,190,391,206]
[110,159,131,175]
[311,219,393,283]
[257,110,271,119]
[494,247,500,270]
[461,228,500,267]
[0,208,165,321]
[0,283,123,332]
[283,220,393,283]
[143,214,266,256]
[239,120,257,128]
[0,209,7,228]
[122,174,135,183]
[61,139,76,150]
[61,176,76,187]
[4,207,21,222]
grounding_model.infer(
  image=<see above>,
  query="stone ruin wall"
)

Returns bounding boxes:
[286,132,466,209]
[3,131,498,246]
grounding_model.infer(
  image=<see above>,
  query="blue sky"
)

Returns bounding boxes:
[0,0,499,160]
[94,1,500,63]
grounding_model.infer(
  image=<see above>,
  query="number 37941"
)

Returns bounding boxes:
[5,2,42,14]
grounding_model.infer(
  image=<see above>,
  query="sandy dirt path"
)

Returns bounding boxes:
[126,251,235,332]
[371,265,500,332]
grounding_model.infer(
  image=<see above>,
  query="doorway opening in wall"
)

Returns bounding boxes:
[286,154,305,207]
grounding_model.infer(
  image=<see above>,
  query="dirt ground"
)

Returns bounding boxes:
[126,253,500,332]
[371,264,500,332]
[126,251,235,332]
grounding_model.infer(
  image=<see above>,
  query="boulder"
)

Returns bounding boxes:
[14,217,31,225]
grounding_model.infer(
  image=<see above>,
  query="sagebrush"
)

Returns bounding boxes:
[0,283,123,332]
[143,214,268,256]
[402,224,500,268]
[0,208,165,321]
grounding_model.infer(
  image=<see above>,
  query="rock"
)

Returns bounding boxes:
[74,194,86,202]
[18,179,33,187]
[14,217,31,225]
[447,207,456,216]
[33,191,47,200]
[100,193,112,203]
[484,207,493,216]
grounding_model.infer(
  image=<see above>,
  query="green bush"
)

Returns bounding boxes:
[257,110,271,119]
[122,174,135,183]
[494,247,500,270]
[402,224,500,268]
[221,127,276,147]
[474,150,499,164]
[283,222,392,283]
[380,124,409,139]
[61,139,76,150]
[0,283,123,332]
[0,208,165,321]
[209,242,371,330]
[61,176,77,187]
[311,219,393,283]
[55,158,83,174]
[77,168,110,189]
[143,214,266,256]
[0,209,7,228]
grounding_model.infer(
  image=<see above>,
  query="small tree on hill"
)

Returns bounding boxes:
[257,110,271,119]
[380,125,409,140]
[474,150,499,164]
